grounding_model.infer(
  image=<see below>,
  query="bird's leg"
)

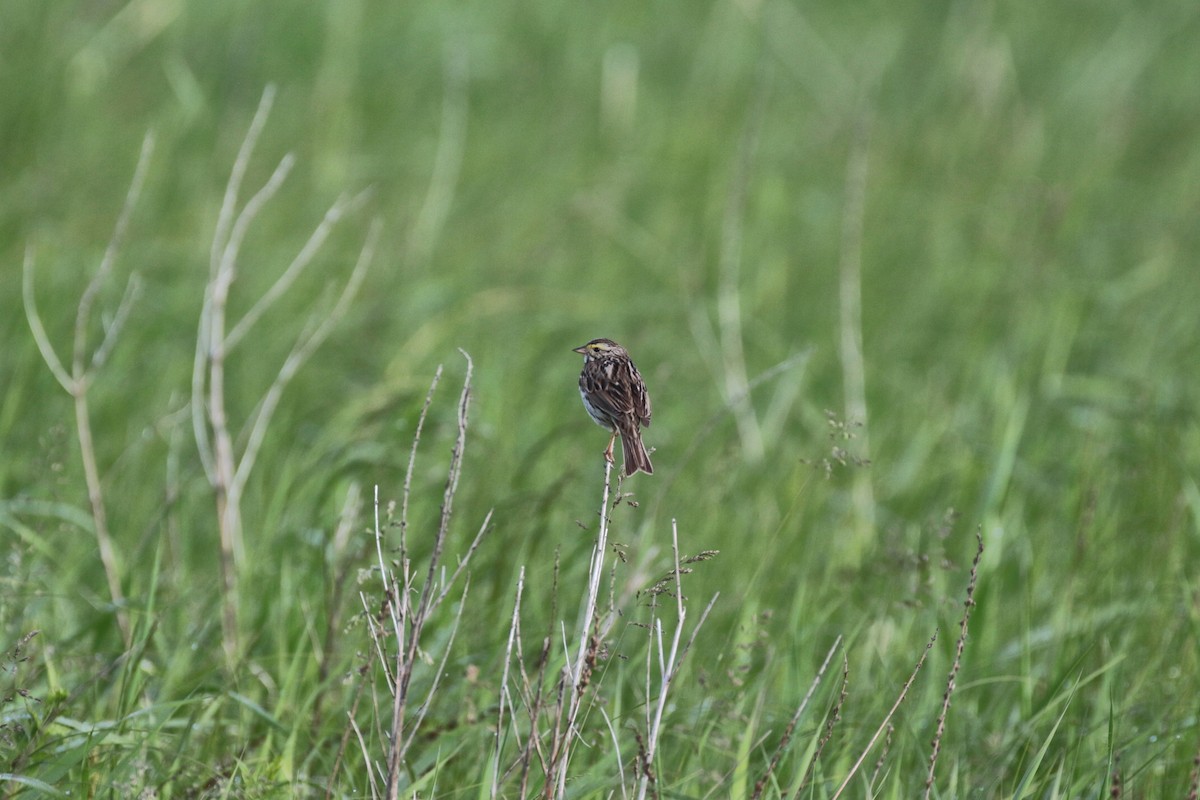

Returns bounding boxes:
[604,429,617,464]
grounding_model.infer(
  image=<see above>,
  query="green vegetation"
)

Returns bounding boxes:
[3,0,1199,796]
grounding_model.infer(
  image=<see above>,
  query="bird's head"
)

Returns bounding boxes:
[573,338,626,362]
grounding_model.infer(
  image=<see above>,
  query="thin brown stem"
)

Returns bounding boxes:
[924,529,985,799]
[752,635,844,800]
[799,652,850,794]
[831,630,937,800]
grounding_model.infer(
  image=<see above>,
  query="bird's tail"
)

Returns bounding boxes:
[620,428,654,477]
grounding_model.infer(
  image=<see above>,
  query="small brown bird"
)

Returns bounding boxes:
[573,338,653,477]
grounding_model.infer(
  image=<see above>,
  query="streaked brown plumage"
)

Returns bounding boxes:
[572,338,653,477]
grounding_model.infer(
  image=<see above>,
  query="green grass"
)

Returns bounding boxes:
[3,0,1200,797]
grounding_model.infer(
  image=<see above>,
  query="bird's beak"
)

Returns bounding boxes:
[572,345,587,354]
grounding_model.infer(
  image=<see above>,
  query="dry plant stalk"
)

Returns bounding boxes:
[355,354,491,800]
[664,351,811,501]
[790,650,851,798]
[313,481,364,726]
[492,566,526,799]
[867,723,894,792]
[749,635,842,800]
[432,446,717,797]
[536,486,715,799]
[830,630,938,800]
[22,132,155,647]
[516,553,559,796]
[635,520,719,800]
[190,85,377,662]
[545,458,617,798]
[923,528,984,798]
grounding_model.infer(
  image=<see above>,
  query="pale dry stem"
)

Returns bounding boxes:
[517,554,559,796]
[635,520,718,800]
[712,90,767,462]
[663,351,810,499]
[548,457,615,798]
[209,85,278,275]
[234,217,379,493]
[830,630,937,800]
[379,352,485,800]
[751,634,844,800]
[192,84,376,663]
[21,130,156,647]
[492,566,526,799]
[399,365,444,569]
[686,80,812,465]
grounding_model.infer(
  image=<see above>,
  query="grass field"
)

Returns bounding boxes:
[3,1,1200,797]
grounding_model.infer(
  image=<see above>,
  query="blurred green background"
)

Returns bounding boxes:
[3,0,1200,795]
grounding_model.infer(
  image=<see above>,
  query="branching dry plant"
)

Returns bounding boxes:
[505,551,561,797]
[687,90,807,469]
[634,524,719,800]
[544,458,618,798]
[190,85,378,662]
[22,132,155,647]
[158,213,987,798]
[493,474,716,799]
[351,354,492,799]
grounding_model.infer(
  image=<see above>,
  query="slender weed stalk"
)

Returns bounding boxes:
[868,723,895,793]
[191,84,377,662]
[473,460,718,798]
[492,566,526,799]
[923,528,984,798]
[751,636,844,800]
[353,353,491,799]
[635,521,719,800]
[831,630,938,800]
[797,651,851,796]
[516,552,559,796]
[545,458,615,798]
[22,132,155,647]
